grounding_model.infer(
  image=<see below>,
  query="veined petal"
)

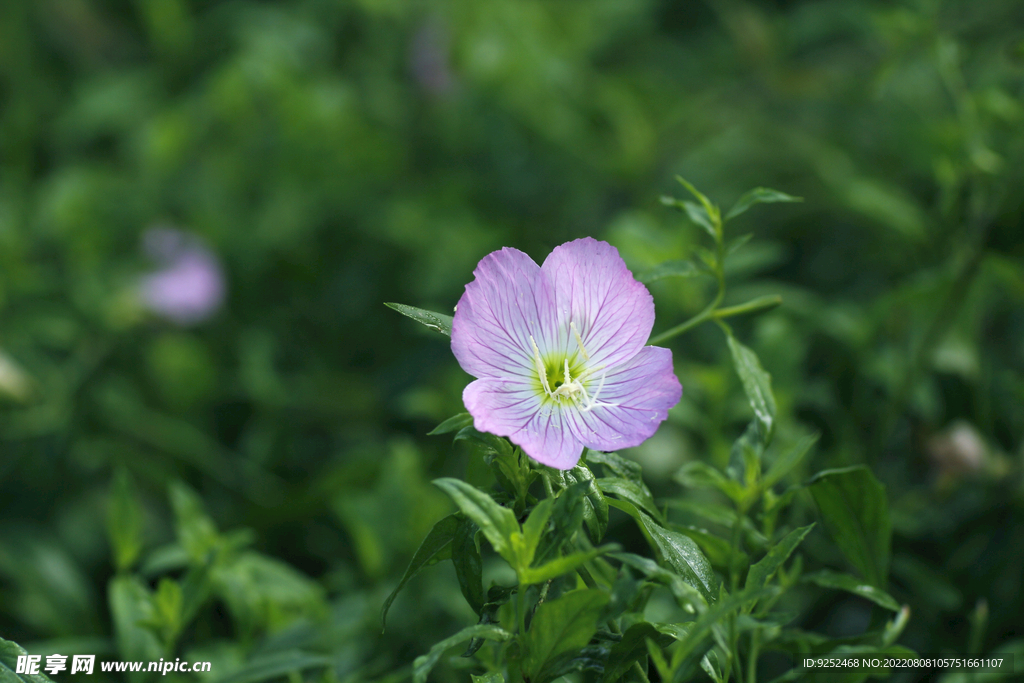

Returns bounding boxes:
[452,247,558,380]
[565,346,681,452]
[541,237,654,368]
[464,379,584,469]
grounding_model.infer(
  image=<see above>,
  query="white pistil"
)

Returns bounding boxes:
[531,335,553,396]
[571,322,590,361]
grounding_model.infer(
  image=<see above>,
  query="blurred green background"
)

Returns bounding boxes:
[1,0,1022,680]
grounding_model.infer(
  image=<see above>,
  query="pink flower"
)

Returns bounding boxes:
[139,227,225,326]
[452,238,682,469]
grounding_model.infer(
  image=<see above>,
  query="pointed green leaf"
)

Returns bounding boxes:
[109,575,162,664]
[471,675,505,683]
[725,330,776,443]
[745,524,815,594]
[674,461,746,504]
[725,187,802,221]
[559,464,608,545]
[413,624,512,683]
[803,570,901,612]
[452,517,485,613]
[598,477,662,522]
[107,468,144,572]
[434,478,519,565]
[600,622,674,683]
[381,513,460,629]
[586,450,643,483]
[0,637,55,683]
[607,498,716,603]
[808,466,891,587]
[384,302,453,336]
[428,412,474,435]
[524,589,609,683]
[763,434,819,490]
[519,545,618,585]
[636,259,702,284]
[682,201,717,238]
[613,552,706,609]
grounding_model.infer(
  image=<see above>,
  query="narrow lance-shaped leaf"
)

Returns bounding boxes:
[600,622,675,683]
[725,187,803,221]
[451,517,485,614]
[428,412,474,435]
[745,524,815,594]
[608,498,717,603]
[725,329,777,444]
[433,478,519,565]
[559,464,608,545]
[413,625,512,683]
[598,477,662,522]
[762,433,819,490]
[802,570,901,612]
[381,513,460,628]
[384,302,453,336]
[0,637,55,683]
[807,466,891,587]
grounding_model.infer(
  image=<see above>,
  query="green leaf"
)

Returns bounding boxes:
[559,464,608,545]
[384,302,454,336]
[108,575,162,665]
[521,498,554,565]
[413,625,512,683]
[638,511,717,604]
[463,585,516,657]
[636,259,702,284]
[807,466,891,587]
[674,461,746,504]
[434,478,519,565]
[381,513,460,629]
[673,176,721,232]
[608,498,717,603]
[471,675,505,683]
[763,434,819,490]
[803,570,901,612]
[0,637,55,683]
[452,517,485,613]
[598,477,662,522]
[725,187,802,221]
[600,622,675,683]
[169,481,222,562]
[613,552,706,610]
[662,584,777,672]
[524,589,609,683]
[454,427,514,459]
[745,524,815,594]
[725,330,777,443]
[519,545,618,585]
[107,467,144,572]
[586,450,643,483]
[428,412,474,435]
[213,651,332,683]
[682,201,717,237]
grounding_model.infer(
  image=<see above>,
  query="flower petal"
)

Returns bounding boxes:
[452,247,558,380]
[564,346,681,452]
[464,378,584,469]
[541,237,654,369]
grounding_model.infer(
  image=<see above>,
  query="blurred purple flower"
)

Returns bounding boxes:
[452,238,682,470]
[410,18,455,97]
[139,226,225,325]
